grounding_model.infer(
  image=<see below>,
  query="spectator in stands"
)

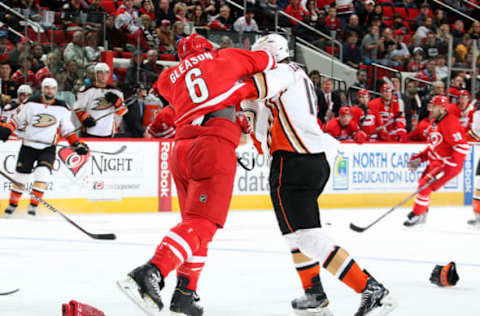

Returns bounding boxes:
[102,15,125,53]
[348,68,368,103]
[437,23,451,43]
[391,14,408,35]
[416,59,437,92]
[452,19,466,46]
[156,0,174,24]
[31,43,45,73]
[173,2,189,23]
[325,6,342,34]
[433,9,448,29]
[469,21,480,39]
[0,31,14,61]
[317,77,341,123]
[35,52,57,86]
[157,20,175,54]
[124,51,150,97]
[54,72,76,106]
[11,54,35,86]
[358,0,375,27]
[64,31,89,70]
[190,4,208,26]
[414,3,430,29]
[0,62,17,106]
[387,29,410,68]
[284,0,307,26]
[415,17,436,44]
[172,21,186,43]
[342,32,361,68]
[344,14,363,39]
[139,14,160,51]
[119,86,148,137]
[209,5,232,30]
[371,3,383,22]
[8,39,30,70]
[140,0,156,23]
[435,54,448,81]
[86,0,107,27]
[402,80,422,132]
[220,36,233,48]
[419,80,444,121]
[64,59,80,92]
[361,25,381,64]
[407,47,425,72]
[302,0,320,28]
[85,32,103,63]
[115,0,141,44]
[62,0,88,30]
[309,70,321,92]
[233,7,259,32]
[421,31,445,60]
[260,0,286,29]
[143,49,163,87]
[455,34,472,63]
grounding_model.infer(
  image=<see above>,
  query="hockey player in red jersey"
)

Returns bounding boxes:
[326,106,367,143]
[408,114,433,142]
[117,33,275,316]
[448,90,475,132]
[350,89,389,142]
[368,84,408,142]
[404,95,469,226]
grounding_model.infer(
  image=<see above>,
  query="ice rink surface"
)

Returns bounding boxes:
[0,206,479,316]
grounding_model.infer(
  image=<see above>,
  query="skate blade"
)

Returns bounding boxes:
[117,277,162,316]
[372,293,398,316]
[294,307,334,316]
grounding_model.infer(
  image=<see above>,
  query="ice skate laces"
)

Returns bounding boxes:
[148,271,163,297]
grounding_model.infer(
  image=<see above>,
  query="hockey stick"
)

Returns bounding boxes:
[71,105,128,135]
[349,176,437,233]
[11,137,127,156]
[237,156,255,171]
[0,170,116,240]
[0,289,19,295]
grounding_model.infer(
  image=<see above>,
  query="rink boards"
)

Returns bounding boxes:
[0,139,474,213]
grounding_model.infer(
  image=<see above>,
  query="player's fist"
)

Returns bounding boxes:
[73,141,89,155]
[105,92,119,106]
[0,124,12,142]
[236,112,253,134]
[407,158,421,172]
[82,115,96,128]
[353,130,367,143]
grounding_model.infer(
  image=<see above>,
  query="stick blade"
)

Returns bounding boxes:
[0,288,19,295]
[349,222,367,233]
[90,233,116,240]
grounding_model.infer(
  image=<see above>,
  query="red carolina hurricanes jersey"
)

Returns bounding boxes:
[325,117,359,141]
[155,48,275,126]
[409,117,433,142]
[448,103,475,132]
[149,105,176,138]
[350,105,383,140]
[368,97,406,137]
[416,113,468,168]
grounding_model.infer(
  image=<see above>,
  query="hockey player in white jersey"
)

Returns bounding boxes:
[0,78,89,216]
[248,34,397,316]
[73,63,127,137]
[1,84,32,137]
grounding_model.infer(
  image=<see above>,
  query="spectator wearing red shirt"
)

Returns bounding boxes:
[316,0,333,10]
[325,6,341,32]
[11,54,35,86]
[407,48,426,72]
[35,52,58,87]
[326,106,367,143]
[139,0,156,22]
[0,31,14,63]
[285,0,308,25]
[209,5,232,30]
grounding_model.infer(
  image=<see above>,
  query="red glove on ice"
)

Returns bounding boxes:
[62,300,105,316]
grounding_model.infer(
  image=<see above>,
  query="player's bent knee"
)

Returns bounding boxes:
[13,172,31,189]
[177,217,218,247]
[295,228,335,263]
[33,165,51,183]
[283,232,298,250]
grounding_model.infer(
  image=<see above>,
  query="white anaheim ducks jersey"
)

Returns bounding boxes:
[11,96,75,149]
[253,62,337,155]
[73,84,124,136]
[241,99,273,156]
[1,101,26,137]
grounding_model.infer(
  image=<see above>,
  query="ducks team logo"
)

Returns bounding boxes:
[33,114,56,128]
[332,151,348,190]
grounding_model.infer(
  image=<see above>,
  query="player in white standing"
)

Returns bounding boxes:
[0,78,89,216]
[73,63,127,137]
[246,34,397,316]
[1,84,33,128]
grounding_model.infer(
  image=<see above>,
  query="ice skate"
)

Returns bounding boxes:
[291,289,333,316]
[403,211,427,227]
[117,263,164,316]
[4,204,17,216]
[467,213,480,226]
[27,204,37,216]
[354,275,397,316]
[170,275,204,316]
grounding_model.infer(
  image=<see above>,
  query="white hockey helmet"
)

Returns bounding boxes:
[95,62,110,73]
[17,84,32,95]
[252,33,290,63]
[41,78,58,89]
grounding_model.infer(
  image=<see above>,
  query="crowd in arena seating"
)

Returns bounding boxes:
[0,0,479,142]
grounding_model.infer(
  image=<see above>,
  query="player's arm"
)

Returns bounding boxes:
[73,89,96,127]
[248,64,296,100]
[467,111,480,142]
[0,102,29,141]
[106,90,127,116]
[226,48,276,75]
[444,120,469,168]
[60,110,89,155]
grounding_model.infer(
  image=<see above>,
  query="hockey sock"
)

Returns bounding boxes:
[412,193,430,215]
[30,181,46,207]
[9,186,23,207]
[290,249,320,290]
[177,242,208,291]
[150,218,217,279]
[323,246,368,293]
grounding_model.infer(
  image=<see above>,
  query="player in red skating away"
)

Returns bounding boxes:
[117,33,275,316]
[405,95,469,226]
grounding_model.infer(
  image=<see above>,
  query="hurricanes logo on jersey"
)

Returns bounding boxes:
[33,114,56,127]
[429,132,443,147]
[92,97,113,111]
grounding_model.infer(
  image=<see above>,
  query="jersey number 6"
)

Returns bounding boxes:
[185,68,210,104]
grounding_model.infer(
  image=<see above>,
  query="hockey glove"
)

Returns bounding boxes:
[105,91,119,106]
[82,115,96,128]
[73,141,89,155]
[353,130,367,143]
[0,124,12,142]
[62,299,106,316]
[429,262,459,287]
[407,157,422,172]
[236,112,253,134]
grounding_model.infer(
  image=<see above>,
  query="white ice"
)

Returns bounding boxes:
[0,206,479,316]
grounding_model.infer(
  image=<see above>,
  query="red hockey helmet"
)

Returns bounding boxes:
[357,89,370,97]
[458,90,471,98]
[339,106,351,116]
[430,95,449,107]
[177,33,213,60]
[380,83,393,93]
